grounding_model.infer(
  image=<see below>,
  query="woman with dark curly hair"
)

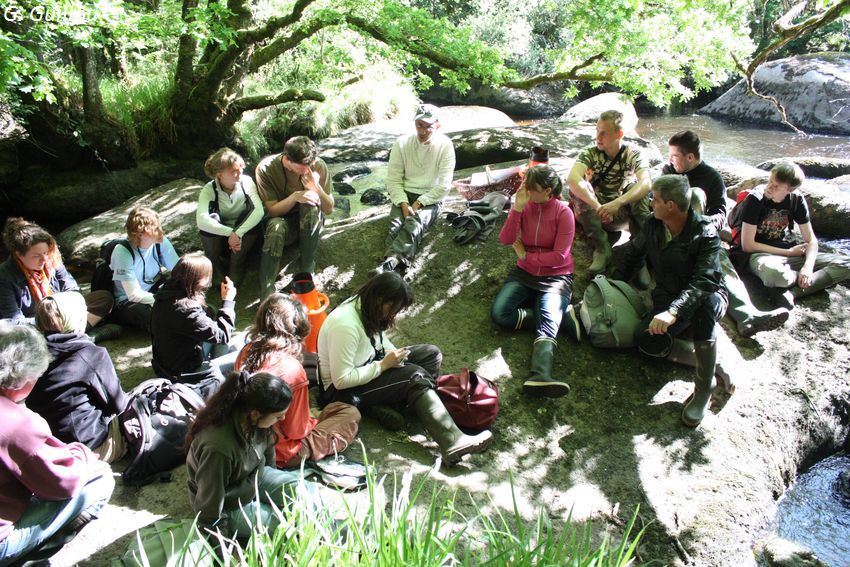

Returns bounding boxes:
[0,218,115,341]
[185,371,307,538]
[317,271,492,465]
[235,294,360,468]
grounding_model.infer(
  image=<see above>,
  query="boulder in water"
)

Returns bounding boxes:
[757,157,850,180]
[699,53,850,135]
[754,536,829,567]
[335,182,356,195]
[332,164,372,181]
[360,188,388,206]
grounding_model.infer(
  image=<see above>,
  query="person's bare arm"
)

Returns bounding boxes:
[566,161,600,209]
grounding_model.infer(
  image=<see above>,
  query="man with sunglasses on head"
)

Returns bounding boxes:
[371,104,456,277]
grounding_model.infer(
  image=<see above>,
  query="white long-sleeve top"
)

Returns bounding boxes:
[196,176,264,238]
[386,132,456,207]
[317,299,396,391]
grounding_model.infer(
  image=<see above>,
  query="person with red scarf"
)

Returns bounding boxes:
[0,218,115,341]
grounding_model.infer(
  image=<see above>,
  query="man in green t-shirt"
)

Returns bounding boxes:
[566,110,651,274]
[255,136,334,298]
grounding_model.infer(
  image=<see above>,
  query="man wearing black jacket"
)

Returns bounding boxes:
[663,130,787,338]
[614,175,731,427]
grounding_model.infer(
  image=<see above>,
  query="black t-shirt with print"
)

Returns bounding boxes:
[739,188,809,249]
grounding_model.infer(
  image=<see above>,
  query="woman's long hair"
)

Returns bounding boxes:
[2,217,61,267]
[241,294,310,372]
[186,371,292,445]
[170,253,212,306]
[356,271,413,337]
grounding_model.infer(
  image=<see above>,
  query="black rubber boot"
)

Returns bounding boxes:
[363,404,405,431]
[522,338,570,398]
[413,389,493,464]
[682,340,718,427]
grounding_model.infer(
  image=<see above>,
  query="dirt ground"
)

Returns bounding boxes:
[50,164,850,566]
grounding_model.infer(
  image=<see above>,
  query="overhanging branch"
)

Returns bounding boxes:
[228,88,325,114]
[250,14,342,72]
[502,53,611,89]
[238,0,318,44]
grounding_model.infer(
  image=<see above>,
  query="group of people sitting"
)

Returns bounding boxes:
[2,103,849,563]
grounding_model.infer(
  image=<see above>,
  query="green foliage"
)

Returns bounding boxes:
[129,457,646,566]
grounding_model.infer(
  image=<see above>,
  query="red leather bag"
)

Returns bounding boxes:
[436,368,499,430]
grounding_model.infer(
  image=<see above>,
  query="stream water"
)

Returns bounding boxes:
[771,452,850,567]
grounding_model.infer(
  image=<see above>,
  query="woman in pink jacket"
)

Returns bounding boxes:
[490,165,578,398]
[0,323,114,565]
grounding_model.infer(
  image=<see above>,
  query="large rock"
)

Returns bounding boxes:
[423,81,570,118]
[727,176,850,238]
[756,157,850,180]
[319,105,516,163]
[560,92,639,133]
[57,178,205,264]
[699,53,850,135]
[321,117,663,170]
[14,158,205,225]
[713,163,768,189]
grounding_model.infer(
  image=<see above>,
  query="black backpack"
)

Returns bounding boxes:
[90,239,163,294]
[118,377,220,486]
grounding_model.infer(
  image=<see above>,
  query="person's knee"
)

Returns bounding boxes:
[490,301,512,328]
[753,261,795,288]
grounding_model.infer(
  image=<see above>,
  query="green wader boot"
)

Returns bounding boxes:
[579,210,612,274]
[791,271,835,300]
[522,338,570,398]
[681,340,718,427]
[412,389,493,464]
[668,338,735,394]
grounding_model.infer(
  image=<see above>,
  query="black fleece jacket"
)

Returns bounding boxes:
[151,279,235,379]
[26,333,127,449]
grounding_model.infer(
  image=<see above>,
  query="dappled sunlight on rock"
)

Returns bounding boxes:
[649,380,692,406]
[541,482,612,522]
[474,348,512,382]
[316,265,355,293]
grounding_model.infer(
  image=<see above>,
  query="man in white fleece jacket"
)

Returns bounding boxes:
[373,104,456,276]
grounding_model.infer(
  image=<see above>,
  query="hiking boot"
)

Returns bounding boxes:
[522,338,570,398]
[413,389,492,465]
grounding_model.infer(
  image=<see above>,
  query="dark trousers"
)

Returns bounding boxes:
[635,291,727,357]
[322,344,442,409]
[384,191,442,261]
[111,301,152,333]
[199,231,259,288]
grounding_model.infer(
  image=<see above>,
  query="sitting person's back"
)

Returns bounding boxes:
[151,253,236,382]
[27,292,127,463]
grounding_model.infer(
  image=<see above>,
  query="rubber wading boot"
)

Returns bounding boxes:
[682,340,718,427]
[367,255,400,280]
[559,304,582,343]
[259,253,281,299]
[768,287,795,311]
[364,404,405,432]
[515,308,535,331]
[791,270,835,300]
[413,389,492,464]
[86,323,122,344]
[522,337,570,398]
[580,210,612,274]
[725,271,789,337]
[668,338,735,394]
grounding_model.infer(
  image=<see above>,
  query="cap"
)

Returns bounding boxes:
[529,146,549,165]
[414,104,440,125]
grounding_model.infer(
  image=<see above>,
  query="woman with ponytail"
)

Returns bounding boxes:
[235,294,360,468]
[186,371,303,537]
[490,165,578,398]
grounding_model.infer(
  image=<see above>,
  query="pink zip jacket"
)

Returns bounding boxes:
[0,395,93,542]
[499,197,575,276]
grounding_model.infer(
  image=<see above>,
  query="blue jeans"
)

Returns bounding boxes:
[0,461,114,566]
[491,280,571,340]
[224,466,311,539]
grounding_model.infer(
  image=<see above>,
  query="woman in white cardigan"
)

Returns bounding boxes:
[197,148,264,288]
[317,272,491,465]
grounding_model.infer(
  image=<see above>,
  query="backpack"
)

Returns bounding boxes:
[90,239,163,294]
[579,275,648,348]
[119,377,219,486]
[727,187,762,247]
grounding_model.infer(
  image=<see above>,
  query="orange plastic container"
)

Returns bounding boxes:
[290,272,330,353]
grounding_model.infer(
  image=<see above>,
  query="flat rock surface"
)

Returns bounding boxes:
[51,173,850,565]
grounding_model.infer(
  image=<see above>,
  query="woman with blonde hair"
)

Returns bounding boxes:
[236,294,360,468]
[198,148,263,289]
[0,218,115,341]
[28,292,128,463]
[110,206,179,332]
[151,253,238,384]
